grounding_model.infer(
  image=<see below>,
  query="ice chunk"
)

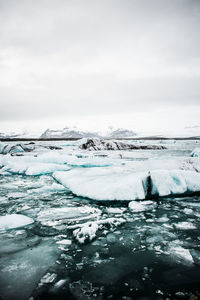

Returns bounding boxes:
[0,143,25,155]
[168,246,194,265]
[105,207,126,214]
[53,168,147,201]
[191,148,200,157]
[174,222,196,230]
[128,200,155,212]
[0,214,34,231]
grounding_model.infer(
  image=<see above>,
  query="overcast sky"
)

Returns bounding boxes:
[0,0,200,133]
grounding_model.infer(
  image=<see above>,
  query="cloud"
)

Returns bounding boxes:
[0,0,199,129]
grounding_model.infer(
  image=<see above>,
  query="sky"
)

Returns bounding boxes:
[0,0,200,134]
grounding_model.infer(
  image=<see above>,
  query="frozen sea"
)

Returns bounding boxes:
[0,139,200,300]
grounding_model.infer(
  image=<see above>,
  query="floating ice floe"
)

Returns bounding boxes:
[191,148,200,157]
[53,167,200,201]
[0,214,34,231]
[79,137,166,151]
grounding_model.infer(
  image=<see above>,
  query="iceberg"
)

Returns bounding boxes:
[0,214,34,231]
[53,168,147,201]
[53,167,200,201]
[79,138,166,151]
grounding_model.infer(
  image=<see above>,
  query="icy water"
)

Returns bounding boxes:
[0,140,200,299]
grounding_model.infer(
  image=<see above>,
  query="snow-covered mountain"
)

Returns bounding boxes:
[40,127,101,139]
[1,125,200,139]
[106,128,136,138]
[40,127,137,139]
